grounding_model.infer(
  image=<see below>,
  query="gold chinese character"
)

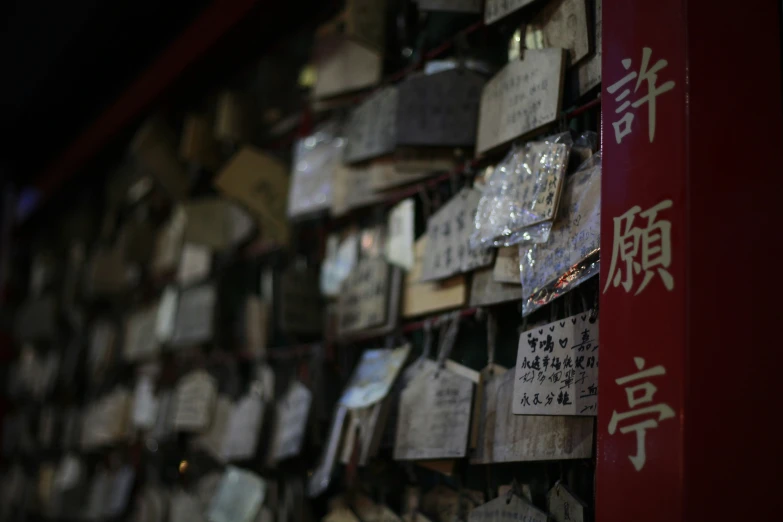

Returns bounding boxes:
[608,357,675,471]
[607,47,676,144]
[604,199,674,296]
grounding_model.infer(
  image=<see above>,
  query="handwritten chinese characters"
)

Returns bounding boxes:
[337,258,391,335]
[604,199,674,296]
[514,313,599,416]
[608,357,674,471]
[476,49,565,154]
[607,47,676,144]
[421,188,494,282]
[394,361,474,460]
[484,0,537,25]
[344,87,398,163]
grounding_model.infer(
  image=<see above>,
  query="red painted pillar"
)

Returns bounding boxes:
[598,1,782,521]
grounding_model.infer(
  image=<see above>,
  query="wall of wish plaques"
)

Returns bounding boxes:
[1,0,607,520]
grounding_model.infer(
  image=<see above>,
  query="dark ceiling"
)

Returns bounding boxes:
[0,0,216,184]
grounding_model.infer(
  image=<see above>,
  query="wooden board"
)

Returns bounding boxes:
[337,258,391,336]
[207,467,265,522]
[513,313,599,415]
[394,361,474,460]
[469,267,521,307]
[493,246,521,284]
[331,163,383,217]
[484,0,537,25]
[385,199,415,270]
[476,49,566,155]
[343,86,398,163]
[244,296,270,360]
[193,395,232,462]
[177,243,212,287]
[123,304,160,362]
[221,394,264,461]
[308,405,348,498]
[525,0,590,65]
[288,129,342,219]
[313,34,382,99]
[340,345,410,409]
[396,69,485,147]
[214,147,289,245]
[171,284,216,346]
[342,0,386,51]
[183,198,252,250]
[403,236,467,318]
[370,151,454,191]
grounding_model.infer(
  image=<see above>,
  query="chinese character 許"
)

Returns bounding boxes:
[604,199,674,296]
[606,47,676,144]
[607,357,675,471]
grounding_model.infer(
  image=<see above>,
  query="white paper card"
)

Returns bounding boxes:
[385,199,415,270]
[513,313,598,415]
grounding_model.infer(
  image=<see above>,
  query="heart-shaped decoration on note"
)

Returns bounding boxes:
[559,338,568,348]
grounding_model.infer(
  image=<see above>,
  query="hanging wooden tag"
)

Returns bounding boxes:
[394,361,474,460]
[150,391,173,441]
[313,34,382,100]
[308,405,348,498]
[193,395,233,462]
[337,258,392,337]
[214,147,289,245]
[132,372,159,430]
[180,114,221,169]
[574,0,601,97]
[467,494,547,522]
[421,188,495,282]
[547,482,586,522]
[331,163,383,217]
[396,69,485,146]
[172,370,217,433]
[269,381,312,463]
[288,126,342,219]
[171,284,216,346]
[418,0,482,12]
[123,304,160,362]
[469,267,521,307]
[196,472,224,510]
[340,344,410,409]
[403,236,466,318]
[525,0,590,66]
[470,314,506,452]
[343,86,398,164]
[484,0,537,25]
[513,313,598,415]
[280,267,323,335]
[341,0,386,50]
[221,392,264,461]
[207,467,266,522]
[81,388,131,448]
[177,243,212,286]
[339,399,390,466]
[385,199,415,270]
[476,49,566,155]
[480,369,593,462]
[493,246,521,284]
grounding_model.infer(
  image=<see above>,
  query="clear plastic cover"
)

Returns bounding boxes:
[520,152,601,316]
[470,135,570,248]
[287,122,343,219]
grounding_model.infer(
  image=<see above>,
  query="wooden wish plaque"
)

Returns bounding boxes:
[269,381,312,463]
[467,495,547,522]
[394,360,474,460]
[421,188,495,282]
[493,246,521,284]
[337,258,401,339]
[172,370,217,433]
[473,369,593,463]
[331,163,383,217]
[469,267,521,307]
[313,34,381,100]
[525,0,591,65]
[476,49,566,155]
[547,482,587,522]
[171,284,216,347]
[513,312,599,416]
[396,69,486,147]
[403,235,467,318]
[343,86,398,163]
[484,0,537,25]
[220,393,264,462]
[123,304,160,363]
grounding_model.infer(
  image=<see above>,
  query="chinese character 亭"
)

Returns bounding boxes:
[608,357,675,471]
[606,47,676,144]
[604,199,674,296]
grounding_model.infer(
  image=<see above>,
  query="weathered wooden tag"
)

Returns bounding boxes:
[171,284,216,346]
[123,304,160,362]
[394,360,474,460]
[525,0,590,65]
[313,34,381,99]
[131,373,159,430]
[467,494,547,522]
[337,258,391,336]
[177,243,212,286]
[288,128,342,219]
[547,482,587,522]
[476,49,566,155]
[172,370,217,432]
[214,91,250,144]
[484,0,537,25]
[221,393,264,461]
[403,235,467,318]
[244,296,270,359]
[513,312,598,415]
[385,199,415,270]
[493,246,521,284]
[183,198,253,250]
[193,394,232,462]
[269,381,312,463]
[421,188,494,281]
[469,267,521,307]
[396,69,485,146]
[344,87,398,163]
[152,206,186,277]
[207,467,266,522]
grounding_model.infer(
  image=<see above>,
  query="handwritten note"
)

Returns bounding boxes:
[547,482,586,522]
[269,382,312,463]
[171,284,216,346]
[396,69,485,146]
[172,370,217,432]
[484,0,537,24]
[513,313,599,415]
[394,361,474,460]
[525,0,590,65]
[344,87,398,163]
[385,199,415,270]
[221,393,264,461]
[520,157,600,316]
[340,345,410,409]
[476,49,565,154]
[421,188,494,281]
[337,258,390,335]
[123,305,160,362]
[467,495,547,522]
